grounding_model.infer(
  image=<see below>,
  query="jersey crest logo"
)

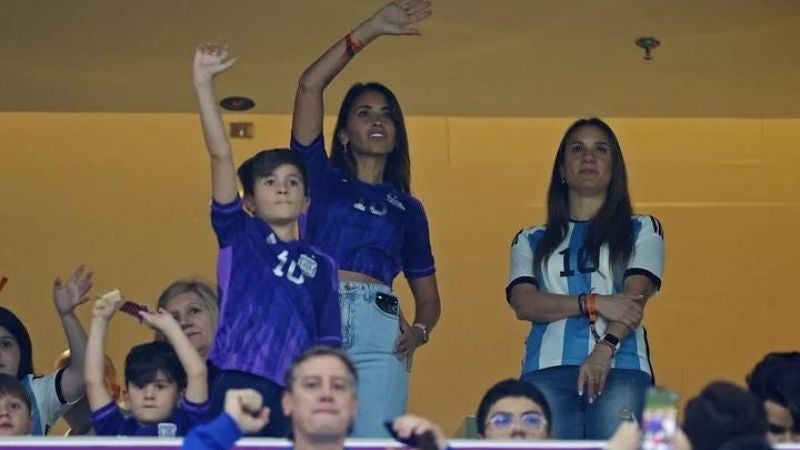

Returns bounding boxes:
[298,254,318,278]
[266,233,277,245]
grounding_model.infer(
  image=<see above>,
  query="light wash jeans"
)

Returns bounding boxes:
[522,366,651,439]
[340,281,407,438]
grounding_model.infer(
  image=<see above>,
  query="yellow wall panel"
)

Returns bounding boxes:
[1,113,799,436]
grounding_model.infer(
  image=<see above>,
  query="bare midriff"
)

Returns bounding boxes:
[338,270,384,286]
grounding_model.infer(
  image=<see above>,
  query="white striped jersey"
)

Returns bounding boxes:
[507,215,665,376]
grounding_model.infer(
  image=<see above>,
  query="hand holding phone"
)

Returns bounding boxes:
[641,387,679,450]
[384,419,440,450]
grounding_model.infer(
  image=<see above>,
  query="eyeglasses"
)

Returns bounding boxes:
[486,411,548,430]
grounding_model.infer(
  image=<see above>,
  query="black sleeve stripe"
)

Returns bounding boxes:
[505,277,539,303]
[511,229,524,247]
[647,215,664,238]
[54,367,67,405]
[624,268,662,291]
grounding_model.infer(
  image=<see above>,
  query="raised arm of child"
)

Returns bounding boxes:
[140,309,208,404]
[84,290,123,412]
[193,43,239,205]
[52,265,93,404]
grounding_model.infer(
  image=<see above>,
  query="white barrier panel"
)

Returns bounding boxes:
[0,438,797,450]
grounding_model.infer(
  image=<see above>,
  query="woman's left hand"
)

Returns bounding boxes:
[395,318,425,362]
[366,0,433,38]
[577,344,613,404]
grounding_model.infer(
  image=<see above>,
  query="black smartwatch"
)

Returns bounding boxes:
[600,333,621,351]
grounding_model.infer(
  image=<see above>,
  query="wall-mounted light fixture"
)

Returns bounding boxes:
[635,36,661,61]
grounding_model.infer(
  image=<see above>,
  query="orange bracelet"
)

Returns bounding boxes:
[586,293,598,320]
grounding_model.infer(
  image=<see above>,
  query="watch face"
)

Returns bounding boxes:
[603,334,620,346]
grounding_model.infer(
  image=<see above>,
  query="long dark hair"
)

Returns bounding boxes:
[330,82,411,194]
[0,307,34,379]
[533,118,634,286]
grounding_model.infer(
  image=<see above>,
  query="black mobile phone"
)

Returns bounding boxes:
[375,292,399,315]
[384,420,438,450]
[641,386,679,450]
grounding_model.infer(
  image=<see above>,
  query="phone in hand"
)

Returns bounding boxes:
[119,300,149,323]
[641,386,679,450]
[384,420,438,450]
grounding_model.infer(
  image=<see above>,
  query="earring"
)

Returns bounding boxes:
[343,142,350,154]
[559,173,566,184]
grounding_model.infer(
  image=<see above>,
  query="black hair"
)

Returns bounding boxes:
[330,82,411,194]
[237,148,309,197]
[124,341,186,391]
[0,307,34,378]
[747,352,800,407]
[0,373,31,412]
[683,381,768,450]
[718,435,774,450]
[284,345,357,391]
[534,118,634,289]
[475,379,552,436]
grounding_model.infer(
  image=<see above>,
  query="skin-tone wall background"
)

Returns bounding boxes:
[1,112,798,435]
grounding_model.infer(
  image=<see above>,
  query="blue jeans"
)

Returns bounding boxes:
[522,366,651,440]
[340,281,407,438]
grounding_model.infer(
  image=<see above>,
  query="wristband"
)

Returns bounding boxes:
[413,323,429,343]
[577,293,587,316]
[343,33,365,59]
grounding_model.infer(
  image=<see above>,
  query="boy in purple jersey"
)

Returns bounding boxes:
[192,43,341,437]
[85,293,209,436]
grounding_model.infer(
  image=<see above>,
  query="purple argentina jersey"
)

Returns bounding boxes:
[91,398,208,436]
[209,197,341,386]
[291,134,435,287]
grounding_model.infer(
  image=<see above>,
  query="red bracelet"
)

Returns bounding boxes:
[342,33,365,60]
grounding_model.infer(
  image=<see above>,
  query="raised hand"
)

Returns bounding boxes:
[193,43,237,85]
[139,307,180,333]
[92,289,123,321]
[53,265,93,317]
[367,0,432,37]
[390,414,448,450]
[224,389,270,434]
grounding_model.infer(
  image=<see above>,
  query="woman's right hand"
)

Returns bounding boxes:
[595,294,644,329]
[193,43,237,86]
[365,0,432,38]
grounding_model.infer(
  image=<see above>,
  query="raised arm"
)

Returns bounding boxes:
[291,0,432,144]
[85,291,123,412]
[193,43,239,204]
[141,308,208,404]
[52,266,93,404]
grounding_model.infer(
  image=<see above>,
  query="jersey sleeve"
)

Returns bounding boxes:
[290,133,332,199]
[506,228,539,301]
[90,401,126,436]
[30,369,70,432]
[181,412,242,450]
[625,215,665,290]
[210,197,248,248]
[401,198,436,279]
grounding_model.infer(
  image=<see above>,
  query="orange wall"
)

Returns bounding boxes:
[1,113,799,435]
